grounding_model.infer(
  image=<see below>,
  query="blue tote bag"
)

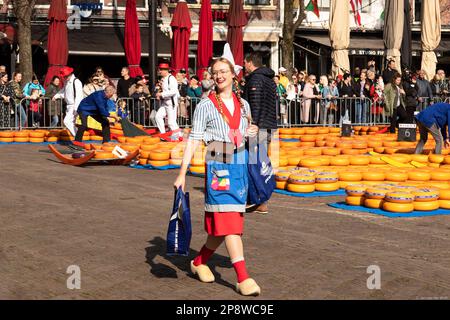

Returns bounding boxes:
[166,187,192,256]
[247,142,276,205]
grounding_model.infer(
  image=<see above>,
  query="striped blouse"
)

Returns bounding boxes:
[189,97,252,145]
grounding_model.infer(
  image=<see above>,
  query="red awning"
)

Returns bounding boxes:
[226,0,248,77]
[125,0,144,77]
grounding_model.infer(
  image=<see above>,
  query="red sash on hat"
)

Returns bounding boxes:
[208,92,242,146]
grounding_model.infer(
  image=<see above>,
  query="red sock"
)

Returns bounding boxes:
[232,260,249,283]
[193,245,215,266]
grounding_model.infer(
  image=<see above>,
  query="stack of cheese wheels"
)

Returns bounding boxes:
[438,188,450,209]
[189,147,206,174]
[275,171,291,190]
[287,171,316,193]
[14,130,29,142]
[148,150,170,167]
[315,171,339,191]
[364,186,390,210]
[382,190,415,212]
[0,130,15,143]
[345,184,367,206]
[29,130,45,143]
[411,188,440,211]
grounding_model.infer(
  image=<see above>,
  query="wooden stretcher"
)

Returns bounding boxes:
[48,144,139,166]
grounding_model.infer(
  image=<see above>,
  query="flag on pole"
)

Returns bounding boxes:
[350,0,362,26]
[306,0,320,18]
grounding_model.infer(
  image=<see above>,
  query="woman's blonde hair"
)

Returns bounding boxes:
[210,57,250,122]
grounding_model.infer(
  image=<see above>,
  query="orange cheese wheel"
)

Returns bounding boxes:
[429,154,445,164]
[364,187,389,199]
[90,135,103,141]
[288,174,316,185]
[339,171,362,181]
[29,138,44,143]
[287,183,315,193]
[330,156,350,166]
[293,128,305,135]
[315,172,339,183]
[300,135,316,142]
[117,136,127,143]
[382,202,414,213]
[143,137,160,144]
[299,141,316,148]
[148,160,170,167]
[189,165,205,174]
[138,158,148,165]
[438,189,450,200]
[276,180,287,190]
[413,200,440,211]
[169,158,182,166]
[46,137,59,142]
[275,171,291,181]
[408,171,431,181]
[120,144,139,152]
[300,158,322,168]
[385,171,408,182]
[364,198,384,209]
[367,140,383,148]
[14,131,29,137]
[126,137,144,144]
[315,182,339,191]
[140,144,158,151]
[384,192,415,203]
[29,131,45,138]
[287,156,301,166]
[304,148,322,156]
[352,142,368,149]
[345,184,367,196]
[430,170,450,181]
[0,131,14,138]
[94,151,116,159]
[140,150,151,159]
[14,137,29,142]
[0,137,14,143]
[346,196,365,206]
[190,158,205,166]
[278,157,289,167]
[101,144,117,152]
[411,188,439,202]
[110,129,123,135]
[149,151,170,161]
[438,199,450,209]
[322,148,340,156]
[362,171,386,181]
[349,156,370,166]
[410,154,429,163]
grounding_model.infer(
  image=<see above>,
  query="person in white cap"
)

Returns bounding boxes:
[278,66,289,90]
[174,43,261,296]
[52,66,83,138]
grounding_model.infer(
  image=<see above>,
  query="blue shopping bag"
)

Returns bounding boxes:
[166,187,192,256]
[247,143,276,205]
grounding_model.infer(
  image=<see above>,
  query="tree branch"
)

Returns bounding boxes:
[292,1,306,36]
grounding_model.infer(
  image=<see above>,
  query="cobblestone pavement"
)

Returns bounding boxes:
[1,144,450,300]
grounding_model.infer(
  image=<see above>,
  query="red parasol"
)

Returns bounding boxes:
[226,0,248,77]
[170,0,192,74]
[44,0,68,88]
[196,0,213,80]
[125,0,144,77]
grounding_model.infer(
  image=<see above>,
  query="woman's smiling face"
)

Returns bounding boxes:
[211,60,234,91]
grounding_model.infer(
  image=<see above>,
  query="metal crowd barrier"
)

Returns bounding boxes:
[2,95,449,131]
[116,96,201,129]
[0,97,64,130]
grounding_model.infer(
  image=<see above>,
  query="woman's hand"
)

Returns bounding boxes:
[246,124,259,137]
[174,174,186,192]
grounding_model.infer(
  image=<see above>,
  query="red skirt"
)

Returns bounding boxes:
[204,211,244,236]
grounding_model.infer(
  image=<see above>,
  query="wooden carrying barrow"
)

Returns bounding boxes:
[48,144,139,166]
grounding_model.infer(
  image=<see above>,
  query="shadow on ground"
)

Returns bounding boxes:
[145,236,235,290]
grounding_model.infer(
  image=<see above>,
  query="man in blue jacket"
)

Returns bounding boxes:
[415,102,450,154]
[72,86,118,150]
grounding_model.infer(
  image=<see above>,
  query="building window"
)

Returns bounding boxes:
[414,0,421,22]
[318,0,371,13]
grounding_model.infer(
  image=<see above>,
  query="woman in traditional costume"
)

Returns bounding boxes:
[174,44,260,296]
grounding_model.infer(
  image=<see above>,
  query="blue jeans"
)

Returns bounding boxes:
[355,100,367,124]
[50,115,59,128]
[14,104,27,128]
